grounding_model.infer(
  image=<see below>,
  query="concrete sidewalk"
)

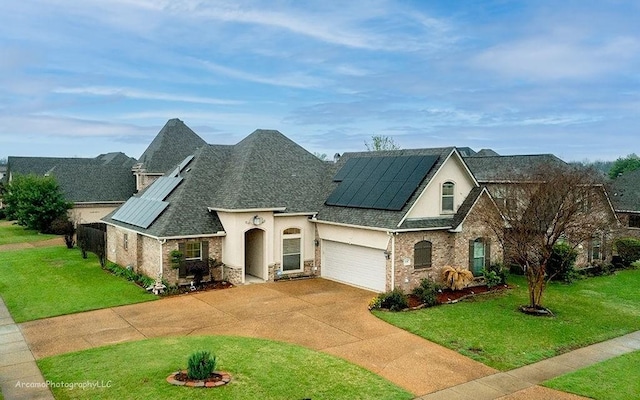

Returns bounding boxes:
[417,330,640,400]
[0,296,54,400]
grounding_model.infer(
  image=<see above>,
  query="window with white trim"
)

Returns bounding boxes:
[184,242,202,260]
[282,228,302,271]
[442,182,455,213]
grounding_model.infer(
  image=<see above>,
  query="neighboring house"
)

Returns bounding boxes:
[103,121,503,292]
[0,165,6,181]
[6,152,137,223]
[610,169,640,238]
[132,118,207,191]
[464,154,619,267]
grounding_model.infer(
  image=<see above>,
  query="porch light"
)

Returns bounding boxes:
[252,215,265,226]
[383,250,391,259]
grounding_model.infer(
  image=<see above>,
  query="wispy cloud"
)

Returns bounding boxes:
[53,86,242,105]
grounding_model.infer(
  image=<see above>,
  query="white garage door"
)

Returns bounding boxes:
[321,240,387,292]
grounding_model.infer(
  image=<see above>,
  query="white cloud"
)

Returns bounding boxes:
[474,35,639,81]
[53,86,243,106]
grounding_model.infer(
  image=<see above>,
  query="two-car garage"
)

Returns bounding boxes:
[321,240,387,292]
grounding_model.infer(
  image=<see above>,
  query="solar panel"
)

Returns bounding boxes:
[112,165,186,228]
[141,176,183,201]
[112,197,169,228]
[326,155,438,211]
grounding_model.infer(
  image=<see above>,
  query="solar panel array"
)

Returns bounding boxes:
[325,155,438,211]
[112,155,193,228]
[111,198,169,229]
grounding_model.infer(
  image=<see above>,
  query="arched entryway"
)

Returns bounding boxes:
[244,228,265,281]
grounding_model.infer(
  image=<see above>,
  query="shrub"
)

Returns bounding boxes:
[378,288,408,311]
[187,350,217,380]
[631,260,640,269]
[49,217,75,249]
[481,268,501,288]
[411,278,441,307]
[442,266,474,290]
[614,237,640,267]
[546,242,578,283]
[484,263,507,286]
[368,296,382,310]
[104,262,155,289]
[579,260,614,277]
[0,208,5,220]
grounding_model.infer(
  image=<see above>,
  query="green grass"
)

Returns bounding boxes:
[0,246,156,322]
[543,350,640,400]
[374,270,640,370]
[0,221,57,245]
[37,336,413,400]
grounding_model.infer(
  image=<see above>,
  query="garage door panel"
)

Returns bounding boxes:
[322,240,386,292]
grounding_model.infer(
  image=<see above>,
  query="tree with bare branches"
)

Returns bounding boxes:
[479,163,615,314]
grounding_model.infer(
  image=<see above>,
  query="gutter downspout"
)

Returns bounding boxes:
[390,232,396,289]
[158,238,167,280]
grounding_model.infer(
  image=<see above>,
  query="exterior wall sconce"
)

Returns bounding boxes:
[314,239,319,247]
[383,250,391,259]
[252,215,265,226]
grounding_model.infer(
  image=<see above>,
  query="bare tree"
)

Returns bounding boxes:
[479,163,614,314]
[365,135,400,151]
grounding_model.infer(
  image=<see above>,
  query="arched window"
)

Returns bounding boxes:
[282,228,302,272]
[442,182,455,213]
[414,240,432,269]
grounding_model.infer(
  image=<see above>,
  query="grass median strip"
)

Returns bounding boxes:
[0,246,156,322]
[374,270,640,370]
[38,335,413,400]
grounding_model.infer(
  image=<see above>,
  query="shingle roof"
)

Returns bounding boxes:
[463,154,567,182]
[315,148,457,229]
[104,130,331,237]
[137,118,207,173]
[610,169,640,212]
[7,153,137,202]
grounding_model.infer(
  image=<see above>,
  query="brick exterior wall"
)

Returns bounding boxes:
[274,260,317,281]
[392,194,503,293]
[106,225,225,286]
[617,213,640,239]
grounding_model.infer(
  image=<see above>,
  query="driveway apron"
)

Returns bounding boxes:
[20,278,496,396]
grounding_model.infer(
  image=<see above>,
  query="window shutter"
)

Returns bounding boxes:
[202,241,209,260]
[485,238,491,268]
[178,243,186,278]
[468,240,474,270]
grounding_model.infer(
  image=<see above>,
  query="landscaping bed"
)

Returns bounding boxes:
[407,283,511,308]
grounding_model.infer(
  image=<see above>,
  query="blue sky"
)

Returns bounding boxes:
[1,0,638,162]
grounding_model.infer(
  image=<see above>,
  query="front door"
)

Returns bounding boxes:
[244,229,265,280]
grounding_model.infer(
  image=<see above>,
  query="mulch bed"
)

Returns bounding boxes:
[166,280,234,296]
[167,370,231,388]
[407,284,511,309]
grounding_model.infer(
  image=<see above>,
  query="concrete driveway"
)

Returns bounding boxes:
[20,278,496,396]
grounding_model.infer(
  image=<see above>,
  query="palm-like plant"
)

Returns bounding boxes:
[442,266,474,290]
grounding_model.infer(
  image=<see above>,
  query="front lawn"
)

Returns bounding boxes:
[0,246,156,322]
[543,350,640,400]
[0,221,57,245]
[374,270,640,370]
[38,336,412,400]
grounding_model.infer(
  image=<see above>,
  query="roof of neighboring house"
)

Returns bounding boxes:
[463,154,567,182]
[104,129,331,237]
[7,153,137,203]
[314,147,462,229]
[473,148,500,157]
[137,118,207,173]
[610,168,640,213]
